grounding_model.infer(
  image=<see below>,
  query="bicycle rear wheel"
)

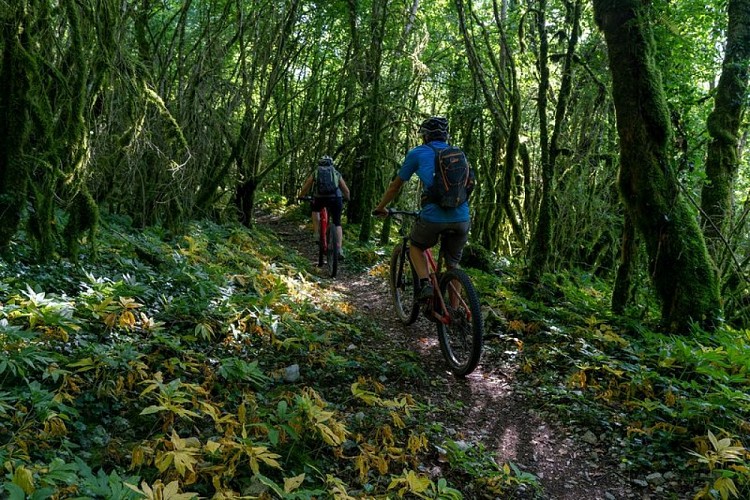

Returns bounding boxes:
[317,230,325,267]
[437,269,483,376]
[326,224,338,278]
[390,244,419,325]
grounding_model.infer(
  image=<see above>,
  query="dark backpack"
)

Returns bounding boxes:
[423,145,474,208]
[315,164,340,196]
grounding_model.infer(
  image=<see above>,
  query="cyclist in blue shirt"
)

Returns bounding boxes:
[373,117,471,300]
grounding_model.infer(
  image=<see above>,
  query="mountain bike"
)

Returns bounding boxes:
[384,209,483,376]
[299,196,338,278]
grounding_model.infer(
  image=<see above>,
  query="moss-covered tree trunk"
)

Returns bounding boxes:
[700,0,750,253]
[349,0,388,242]
[0,1,99,260]
[526,0,552,283]
[594,0,721,331]
[611,211,637,314]
[0,5,31,256]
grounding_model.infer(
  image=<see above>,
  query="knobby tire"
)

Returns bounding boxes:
[389,244,419,325]
[436,268,483,376]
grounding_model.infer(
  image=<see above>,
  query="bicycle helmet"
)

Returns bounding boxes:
[418,116,449,141]
[318,155,333,167]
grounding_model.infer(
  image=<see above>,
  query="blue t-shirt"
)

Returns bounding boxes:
[397,141,471,223]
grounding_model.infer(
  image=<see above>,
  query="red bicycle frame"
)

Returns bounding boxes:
[424,249,450,325]
[424,248,471,325]
[318,207,329,254]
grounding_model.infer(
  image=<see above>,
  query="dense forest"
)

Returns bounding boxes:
[2,0,750,498]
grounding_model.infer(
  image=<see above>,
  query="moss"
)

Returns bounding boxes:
[700,0,750,250]
[460,242,497,273]
[595,0,722,332]
[0,9,32,250]
[64,189,99,259]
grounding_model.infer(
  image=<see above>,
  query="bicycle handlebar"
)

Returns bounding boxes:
[299,195,349,203]
[375,208,420,217]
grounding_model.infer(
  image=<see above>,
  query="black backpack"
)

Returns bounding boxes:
[315,164,340,196]
[423,145,474,208]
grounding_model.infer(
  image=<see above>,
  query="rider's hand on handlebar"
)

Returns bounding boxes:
[372,207,388,218]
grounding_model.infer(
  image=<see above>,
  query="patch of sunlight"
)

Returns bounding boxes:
[501,426,520,458]
[369,263,389,279]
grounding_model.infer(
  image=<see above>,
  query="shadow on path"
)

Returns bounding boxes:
[262,212,641,500]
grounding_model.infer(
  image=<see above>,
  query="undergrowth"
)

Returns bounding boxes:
[0,199,749,499]
[493,271,750,499]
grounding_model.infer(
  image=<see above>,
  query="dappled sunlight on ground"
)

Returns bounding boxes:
[263,210,638,499]
[338,275,629,499]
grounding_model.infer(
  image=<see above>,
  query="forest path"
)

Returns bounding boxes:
[259,211,644,500]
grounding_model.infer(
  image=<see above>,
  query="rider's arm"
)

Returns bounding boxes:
[339,177,351,201]
[298,175,314,197]
[373,176,405,215]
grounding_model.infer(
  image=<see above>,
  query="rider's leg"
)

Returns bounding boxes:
[329,198,344,256]
[409,244,433,301]
[409,220,437,301]
[311,211,321,242]
[409,244,429,280]
[440,222,471,306]
[409,219,440,281]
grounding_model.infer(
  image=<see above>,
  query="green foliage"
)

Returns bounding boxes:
[4,201,750,498]
[690,430,749,500]
[481,267,750,497]
[440,440,540,497]
[0,215,462,497]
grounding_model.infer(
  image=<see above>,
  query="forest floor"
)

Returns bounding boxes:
[259,210,656,500]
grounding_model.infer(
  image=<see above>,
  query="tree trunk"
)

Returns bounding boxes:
[594,0,721,331]
[235,177,257,228]
[526,0,552,283]
[348,0,388,242]
[0,5,31,255]
[700,0,750,253]
[612,211,636,314]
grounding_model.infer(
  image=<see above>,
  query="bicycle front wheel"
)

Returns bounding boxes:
[326,225,338,278]
[437,269,483,376]
[389,244,419,325]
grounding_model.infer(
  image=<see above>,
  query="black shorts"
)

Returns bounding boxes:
[410,218,470,268]
[311,196,343,226]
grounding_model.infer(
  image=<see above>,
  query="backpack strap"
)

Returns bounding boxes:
[430,144,452,183]
[424,144,446,206]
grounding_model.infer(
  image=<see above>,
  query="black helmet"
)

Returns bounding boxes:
[318,155,333,166]
[418,116,448,139]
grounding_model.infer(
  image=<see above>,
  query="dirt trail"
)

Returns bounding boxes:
[263,213,645,500]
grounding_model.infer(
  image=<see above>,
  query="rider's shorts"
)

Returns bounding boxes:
[311,196,344,226]
[409,218,470,268]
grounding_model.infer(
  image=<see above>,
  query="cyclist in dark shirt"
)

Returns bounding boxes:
[299,155,351,259]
